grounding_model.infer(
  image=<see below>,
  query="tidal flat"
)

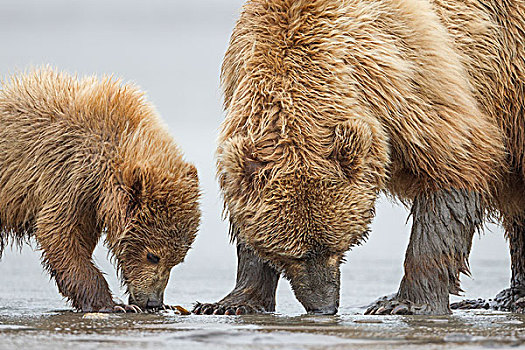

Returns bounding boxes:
[0,247,523,350]
[1,309,524,350]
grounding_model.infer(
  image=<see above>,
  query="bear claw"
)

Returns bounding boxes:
[450,298,490,310]
[451,287,525,313]
[193,302,261,315]
[98,304,143,313]
[130,305,143,313]
[114,305,126,313]
[365,295,429,315]
[392,304,410,315]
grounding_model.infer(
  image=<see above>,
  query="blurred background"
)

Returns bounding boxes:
[0,0,511,313]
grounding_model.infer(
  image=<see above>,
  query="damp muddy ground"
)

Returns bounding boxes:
[1,246,523,350]
[2,309,524,350]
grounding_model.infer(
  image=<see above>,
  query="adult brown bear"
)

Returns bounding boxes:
[0,68,201,312]
[193,0,524,316]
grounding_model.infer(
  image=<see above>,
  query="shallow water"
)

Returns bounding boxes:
[2,310,525,350]
[1,248,523,350]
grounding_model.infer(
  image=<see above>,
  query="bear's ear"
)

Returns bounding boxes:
[244,157,266,178]
[185,164,198,180]
[217,135,270,191]
[128,167,144,213]
[117,165,146,219]
[219,135,263,177]
[332,119,373,178]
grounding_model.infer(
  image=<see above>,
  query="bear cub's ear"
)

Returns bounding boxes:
[244,157,266,178]
[116,165,146,219]
[185,163,198,180]
[332,119,373,178]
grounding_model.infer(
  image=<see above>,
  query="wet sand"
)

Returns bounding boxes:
[1,308,524,349]
[1,247,523,350]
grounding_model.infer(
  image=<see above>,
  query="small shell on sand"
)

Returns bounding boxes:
[82,313,110,320]
[174,305,191,315]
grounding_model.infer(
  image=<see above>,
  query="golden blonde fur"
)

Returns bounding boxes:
[0,67,201,311]
[218,0,523,269]
[429,0,525,220]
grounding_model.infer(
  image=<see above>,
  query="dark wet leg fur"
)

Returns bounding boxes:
[193,242,280,315]
[366,189,482,315]
[35,206,116,312]
[451,217,525,313]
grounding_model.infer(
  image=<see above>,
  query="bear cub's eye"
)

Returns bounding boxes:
[147,252,160,264]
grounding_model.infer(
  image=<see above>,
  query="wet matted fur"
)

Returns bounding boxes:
[0,68,201,312]
[194,0,524,315]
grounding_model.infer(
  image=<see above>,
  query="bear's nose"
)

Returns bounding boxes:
[307,305,338,315]
[146,298,162,309]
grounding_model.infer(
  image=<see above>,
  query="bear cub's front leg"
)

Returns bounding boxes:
[35,208,135,313]
[193,243,280,315]
[366,189,481,315]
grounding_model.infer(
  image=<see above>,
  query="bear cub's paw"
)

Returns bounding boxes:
[98,304,144,313]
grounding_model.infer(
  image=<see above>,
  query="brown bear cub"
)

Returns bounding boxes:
[0,68,200,312]
[194,0,524,315]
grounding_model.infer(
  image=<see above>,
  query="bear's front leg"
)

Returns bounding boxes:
[35,206,117,312]
[193,242,280,315]
[366,189,481,315]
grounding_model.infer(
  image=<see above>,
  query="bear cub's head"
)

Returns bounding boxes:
[107,161,200,310]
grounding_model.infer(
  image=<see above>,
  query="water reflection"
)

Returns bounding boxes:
[1,309,524,349]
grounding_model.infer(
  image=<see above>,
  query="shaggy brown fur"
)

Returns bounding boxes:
[0,68,201,312]
[194,0,524,315]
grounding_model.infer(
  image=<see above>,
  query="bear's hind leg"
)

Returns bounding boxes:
[493,217,525,312]
[452,216,525,312]
[193,242,280,315]
[366,189,481,315]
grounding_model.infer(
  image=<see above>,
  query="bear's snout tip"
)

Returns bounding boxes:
[128,292,164,310]
[146,299,162,309]
[307,305,338,316]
